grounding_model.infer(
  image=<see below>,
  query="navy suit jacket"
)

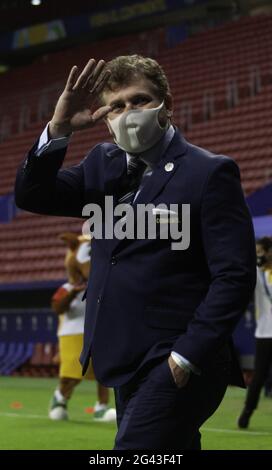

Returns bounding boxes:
[15,128,256,387]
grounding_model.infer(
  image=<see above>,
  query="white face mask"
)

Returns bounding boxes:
[107,102,168,154]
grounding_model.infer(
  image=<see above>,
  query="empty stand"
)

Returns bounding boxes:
[0,15,272,283]
[24,342,58,377]
[0,342,34,376]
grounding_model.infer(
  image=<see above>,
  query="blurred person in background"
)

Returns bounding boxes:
[238,236,272,428]
[264,363,272,397]
[49,233,116,423]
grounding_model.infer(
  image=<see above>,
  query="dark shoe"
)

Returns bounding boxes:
[237,408,251,429]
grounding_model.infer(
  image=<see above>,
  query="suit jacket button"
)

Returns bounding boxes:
[97,297,101,304]
[111,257,117,265]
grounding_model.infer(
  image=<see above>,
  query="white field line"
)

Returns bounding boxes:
[0,412,271,436]
[202,427,272,436]
[0,411,46,419]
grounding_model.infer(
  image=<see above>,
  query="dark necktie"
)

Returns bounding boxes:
[117,156,147,205]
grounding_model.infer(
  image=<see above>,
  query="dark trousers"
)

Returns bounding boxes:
[113,356,230,450]
[245,338,272,411]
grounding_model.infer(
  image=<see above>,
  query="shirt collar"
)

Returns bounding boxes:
[126,124,175,171]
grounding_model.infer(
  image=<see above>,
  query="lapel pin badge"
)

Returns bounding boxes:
[164,162,174,172]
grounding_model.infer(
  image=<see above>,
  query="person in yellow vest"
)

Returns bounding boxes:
[49,232,116,422]
[238,236,272,428]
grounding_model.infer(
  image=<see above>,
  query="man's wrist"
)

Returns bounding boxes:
[49,120,72,139]
[35,122,71,157]
[171,352,191,374]
[171,351,200,375]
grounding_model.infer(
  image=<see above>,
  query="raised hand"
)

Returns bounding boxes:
[49,59,112,138]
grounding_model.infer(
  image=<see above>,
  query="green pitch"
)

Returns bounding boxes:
[0,377,271,450]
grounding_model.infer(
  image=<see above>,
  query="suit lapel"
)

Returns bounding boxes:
[104,147,127,196]
[102,147,126,255]
[133,129,187,206]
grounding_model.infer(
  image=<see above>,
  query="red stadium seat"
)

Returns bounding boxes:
[1,14,272,282]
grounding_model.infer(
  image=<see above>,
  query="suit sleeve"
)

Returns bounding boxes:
[15,142,85,218]
[173,159,256,369]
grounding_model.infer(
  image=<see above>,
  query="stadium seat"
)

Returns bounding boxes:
[1,14,272,282]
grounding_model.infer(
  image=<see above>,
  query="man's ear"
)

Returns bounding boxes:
[165,92,173,118]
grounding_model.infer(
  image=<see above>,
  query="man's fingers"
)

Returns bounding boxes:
[90,59,106,84]
[86,60,107,92]
[72,58,96,90]
[90,70,111,96]
[92,105,112,123]
[65,66,79,91]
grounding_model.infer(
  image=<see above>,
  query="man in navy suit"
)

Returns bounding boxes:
[15,56,256,449]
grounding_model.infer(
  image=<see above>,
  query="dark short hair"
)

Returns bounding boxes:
[102,54,171,102]
[256,236,272,252]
